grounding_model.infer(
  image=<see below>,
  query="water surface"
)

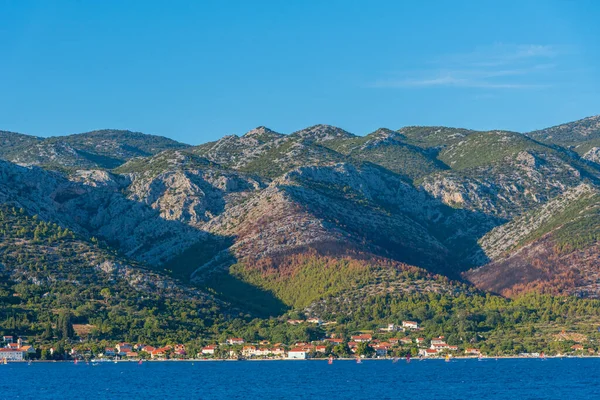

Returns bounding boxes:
[2,358,599,399]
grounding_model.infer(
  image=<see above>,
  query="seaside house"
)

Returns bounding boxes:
[126,351,139,358]
[242,346,257,357]
[287,348,307,359]
[418,348,439,357]
[116,343,133,354]
[141,345,156,353]
[416,338,425,345]
[306,318,322,325]
[270,347,285,357]
[104,348,116,357]
[315,345,327,353]
[0,348,25,361]
[465,348,481,355]
[201,345,217,355]
[227,338,245,345]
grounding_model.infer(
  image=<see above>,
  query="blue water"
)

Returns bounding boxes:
[2,358,599,399]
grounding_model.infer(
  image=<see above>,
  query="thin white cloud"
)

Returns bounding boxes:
[369,44,563,90]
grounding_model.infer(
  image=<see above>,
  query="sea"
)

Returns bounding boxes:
[2,358,599,399]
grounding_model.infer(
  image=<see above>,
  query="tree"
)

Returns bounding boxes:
[356,342,373,357]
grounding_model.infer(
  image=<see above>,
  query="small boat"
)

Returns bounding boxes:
[327,356,333,365]
[3,358,7,365]
[356,357,362,364]
[138,359,143,365]
[478,353,483,361]
[406,353,411,363]
[74,359,78,365]
[392,357,399,363]
[28,360,32,366]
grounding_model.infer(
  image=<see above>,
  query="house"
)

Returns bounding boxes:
[259,340,271,346]
[571,344,584,351]
[242,346,257,357]
[465,348,480,355]
[270,347,285,356]
[448,346,458,351]
[174,344,185,352]
[402,321,419,330]
[325,338,343,345]
[202,345,217,355]
[20,345,35,354]
[6,343,20,350]
[315,345,327,353]
[351,334,372,343]
[400,337,413,345]
[287,348,307,359]
[104,348,116,357]
[227,338,245,345]
[0,348,24,361]
[116,343,133,353]
[151,347,168,359]
[416,338,425,345]
[348,342,358,353]
[380,324,398,332]
[307,318,322,325]
[126,352,138,358]
[287,320,303,325]
[418,348,439,357]
[141,346,156,353]
[430,337,446,345]
[2,336,13,344]
[430,343,449,351]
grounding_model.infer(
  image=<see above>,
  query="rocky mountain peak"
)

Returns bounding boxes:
[291,124,356,142]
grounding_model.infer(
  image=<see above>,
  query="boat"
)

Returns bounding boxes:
[406,353,411,363]
[392,357,399,363]
[445,354,451,362]
[356,357,362,364]
[74,358,78,365]
[2,358,6,365]
[138,359,143,365]
[327,356,333,365]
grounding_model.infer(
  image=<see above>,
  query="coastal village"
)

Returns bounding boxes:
[2,320,594,362]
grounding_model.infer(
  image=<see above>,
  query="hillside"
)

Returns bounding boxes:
[0,129,188,169]
[528,115,600,157]
[3,115,600,338]
[465,184,600,297]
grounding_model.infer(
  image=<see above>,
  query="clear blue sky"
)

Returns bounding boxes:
[1,0,599,144]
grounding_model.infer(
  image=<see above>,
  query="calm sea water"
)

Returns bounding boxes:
[2,358,599,399]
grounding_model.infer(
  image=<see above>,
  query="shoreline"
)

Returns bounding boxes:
[8,355,599,363]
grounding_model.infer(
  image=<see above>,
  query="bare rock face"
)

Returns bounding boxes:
[583,147,600,164]
[0,160,204,266]
[420,152,583,219]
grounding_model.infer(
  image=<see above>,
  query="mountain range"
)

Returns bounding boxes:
[3,115,600,323]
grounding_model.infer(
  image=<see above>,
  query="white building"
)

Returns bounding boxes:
[402,321,419,330]
[0,349,25,361]
[201,345,216,355]
[287,348,307,359]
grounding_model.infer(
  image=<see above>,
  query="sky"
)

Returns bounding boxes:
[1,0,599,144]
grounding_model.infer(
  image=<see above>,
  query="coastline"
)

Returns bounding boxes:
[8,355,599,363]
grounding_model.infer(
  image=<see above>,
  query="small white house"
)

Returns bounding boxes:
[287,348,307,359]
[402,321,419,330]
[201,345,216,355]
